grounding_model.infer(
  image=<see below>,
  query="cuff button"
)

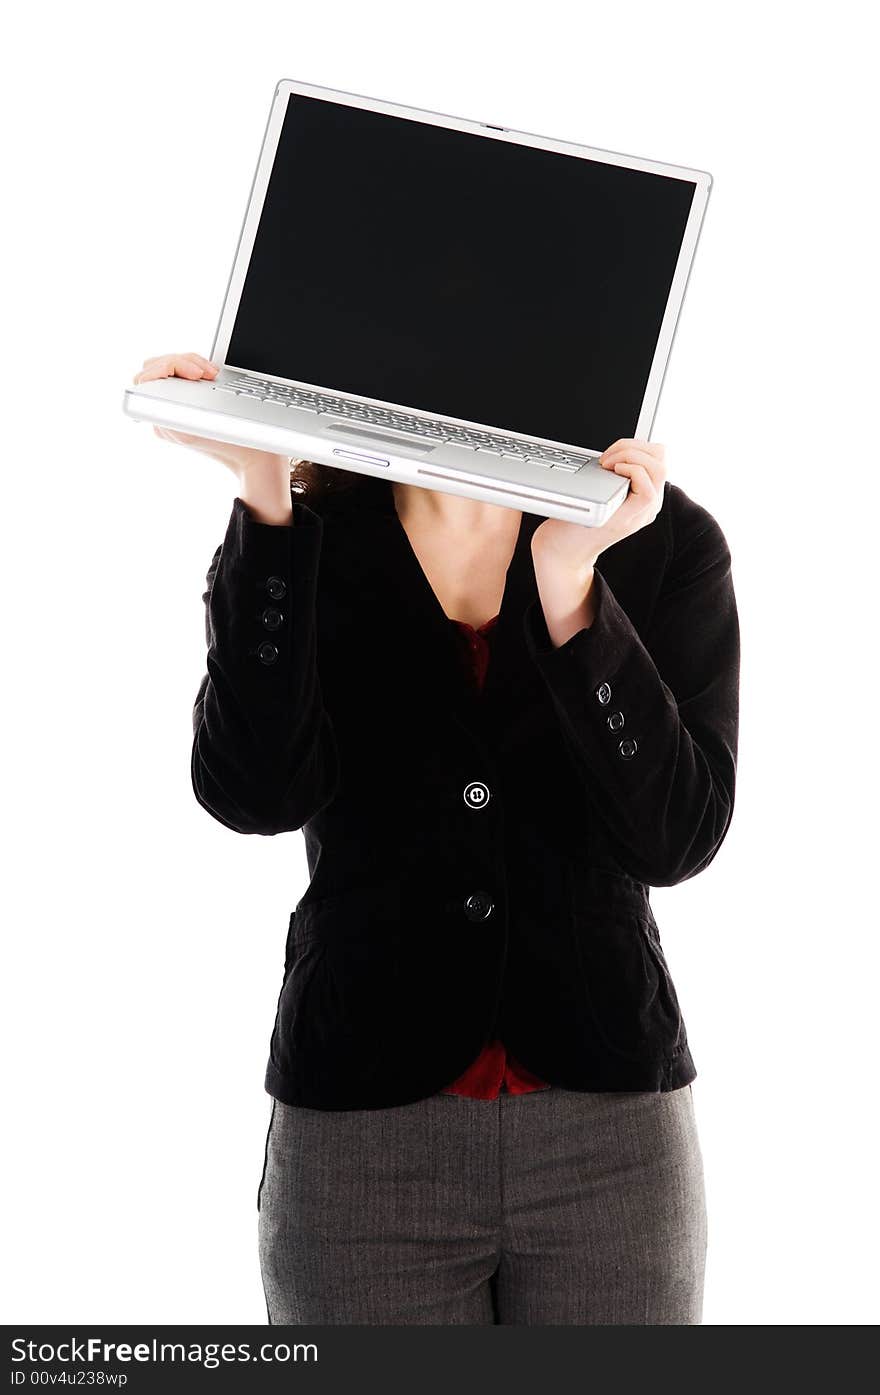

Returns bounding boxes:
[596,681,612,705]
[607,710,625,732]
[261,607,284,630]
[266,576,287,600]
[257,641,279,665]
[618,738,638,759]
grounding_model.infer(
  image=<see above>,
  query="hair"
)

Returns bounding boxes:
[289,457,367,501]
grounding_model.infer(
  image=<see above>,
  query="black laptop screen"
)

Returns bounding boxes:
[225,94,697,452]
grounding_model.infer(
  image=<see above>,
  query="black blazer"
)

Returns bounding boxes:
[192,472,740,1110]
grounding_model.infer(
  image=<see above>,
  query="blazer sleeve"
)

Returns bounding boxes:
[522,504,740,887]
[191,489,340,835]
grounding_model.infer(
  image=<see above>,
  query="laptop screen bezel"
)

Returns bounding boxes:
[209,77,713,454]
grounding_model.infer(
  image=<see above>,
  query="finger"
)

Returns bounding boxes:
[136,357,205,381]
[140,354,211,377]
[142,352,216,372]
[134,367,186,383]
[141,354,196,369]
[605,438,664,457]
[605,459,658,504]
[173,357,218,379]
[600,446,665,482]
[600,439,664,464]
[162,355,211,378]
[600,446,658,467]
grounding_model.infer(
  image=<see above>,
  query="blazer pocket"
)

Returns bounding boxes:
[569,873,684,1062]
[270,929,329,1080]
[290,877,407,948]
[275,879,407,1084]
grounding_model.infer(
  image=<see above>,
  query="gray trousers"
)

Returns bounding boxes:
[257,1083,707,1325]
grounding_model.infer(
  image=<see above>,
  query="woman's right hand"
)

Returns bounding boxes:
[133,352,292,486]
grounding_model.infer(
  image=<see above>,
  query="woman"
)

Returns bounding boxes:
[134,350,740,1326]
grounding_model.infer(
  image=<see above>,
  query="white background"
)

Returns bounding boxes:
[2,0,878,1326]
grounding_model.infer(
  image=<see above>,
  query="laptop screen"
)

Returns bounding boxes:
[226,94,697,452]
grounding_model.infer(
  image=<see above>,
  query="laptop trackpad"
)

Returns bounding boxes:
[321,420,437,454]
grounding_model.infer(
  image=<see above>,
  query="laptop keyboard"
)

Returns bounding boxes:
[213,371,592,472]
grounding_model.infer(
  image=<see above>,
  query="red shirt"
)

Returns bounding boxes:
[438,612,551,1099]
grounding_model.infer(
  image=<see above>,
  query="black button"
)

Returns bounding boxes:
[618,738,638,759]
[463,781,491,809]
[596,681,612,705]
[607,710,625,732]
[257,641,279,665]
[266,576,287,600]
[261,607,284,630]
[464,891,494,922]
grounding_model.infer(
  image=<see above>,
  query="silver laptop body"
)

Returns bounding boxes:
[122,77,712,527]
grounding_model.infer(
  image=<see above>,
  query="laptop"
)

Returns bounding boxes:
[122,78,712,527]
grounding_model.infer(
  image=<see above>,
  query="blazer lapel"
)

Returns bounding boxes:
[322,478,545,732]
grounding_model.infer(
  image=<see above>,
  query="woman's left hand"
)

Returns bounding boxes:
[531,438,667,573]
[529,439,667,645]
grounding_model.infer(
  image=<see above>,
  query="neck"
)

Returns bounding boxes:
[392,480,521,535]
